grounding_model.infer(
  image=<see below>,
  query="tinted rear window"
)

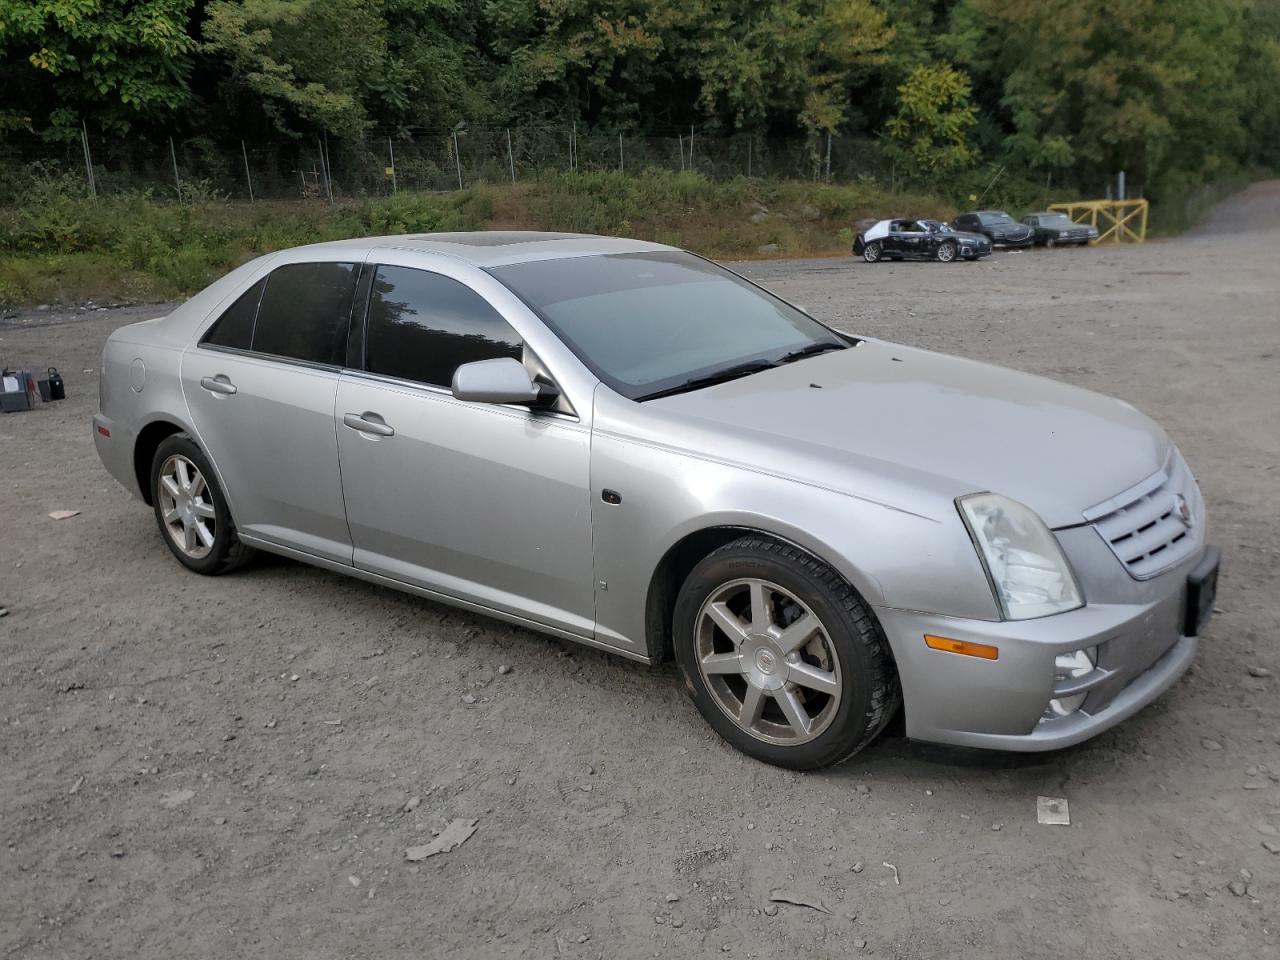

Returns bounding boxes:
[203,278,264,350]
[365,265,523,387]
[252,262,359,365]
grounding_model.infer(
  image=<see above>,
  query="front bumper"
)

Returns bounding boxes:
[992,234,1035,248]
[875,546,1212,751]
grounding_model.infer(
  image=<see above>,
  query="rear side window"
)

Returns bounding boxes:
[364,265,522,387]
[203,278,264,350]
[251,262,359,365]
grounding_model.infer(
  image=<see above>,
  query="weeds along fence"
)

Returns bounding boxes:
[0,127,894,205]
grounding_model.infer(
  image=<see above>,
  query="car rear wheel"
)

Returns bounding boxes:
[673,536,900,769]
[936,241,957,263]
[150,434,254,575]
[862,241,882,263]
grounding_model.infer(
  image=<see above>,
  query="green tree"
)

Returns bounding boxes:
[682,0,894,137]
[484,0,671,127]
[885,62,976,176]
[0,0,195,137]
[201,0,387,138]
[947,0,1254,195]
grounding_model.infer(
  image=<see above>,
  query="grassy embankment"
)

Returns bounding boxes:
[0,171,952,308]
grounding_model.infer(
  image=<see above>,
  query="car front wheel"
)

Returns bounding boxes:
[150,433,255,575]
[936,241,957,262]
[862,241,882,263]
[673,536,900,769]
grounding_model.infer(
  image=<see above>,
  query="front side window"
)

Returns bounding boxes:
[364,265,523,387]
[251,262,359,365]
[489,251,846,400]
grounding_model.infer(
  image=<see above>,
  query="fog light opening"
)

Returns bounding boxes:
[1041,646,1098,721]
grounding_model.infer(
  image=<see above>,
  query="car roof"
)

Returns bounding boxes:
[282,231,675,268]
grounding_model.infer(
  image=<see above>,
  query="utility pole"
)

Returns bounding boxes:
[80,120,97,200]
[169,137,182,199]
[241,140,254,202]
[453,130,463,189]
[323,132,334,201]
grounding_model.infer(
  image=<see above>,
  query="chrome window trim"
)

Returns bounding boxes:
[194,341,343,376]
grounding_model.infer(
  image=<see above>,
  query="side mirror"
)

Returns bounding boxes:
[451,357,553,406]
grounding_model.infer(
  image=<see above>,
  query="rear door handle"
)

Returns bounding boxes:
[200,375,237,396]
[343,412,395,438]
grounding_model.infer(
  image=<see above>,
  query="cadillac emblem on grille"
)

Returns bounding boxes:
[1173,493,1193,528]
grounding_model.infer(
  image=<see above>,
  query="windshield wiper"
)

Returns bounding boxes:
[777,341,846,365]
[638,359,778,401]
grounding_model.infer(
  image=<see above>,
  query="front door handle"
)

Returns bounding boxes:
[343,412,395,438]
[200,375,237,396]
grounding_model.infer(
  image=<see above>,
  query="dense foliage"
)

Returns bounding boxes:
[1,0,1277,200]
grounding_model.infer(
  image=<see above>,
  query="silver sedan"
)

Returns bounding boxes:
[93,232,1219,768]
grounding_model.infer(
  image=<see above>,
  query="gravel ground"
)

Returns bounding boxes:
[2,183,1279,959]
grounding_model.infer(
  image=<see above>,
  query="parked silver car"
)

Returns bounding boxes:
[93,232,1219,768]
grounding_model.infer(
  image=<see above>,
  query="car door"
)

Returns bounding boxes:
[182,259,360,564]
[881,221,905,255]
[895,221,924,258]
[334,261,596,637]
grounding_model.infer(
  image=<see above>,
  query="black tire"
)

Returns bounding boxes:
[936,241,957,263]
[862,241,882,263]
[673,536,900,770]
[150,433,255,575]
[1045,236,1057,249]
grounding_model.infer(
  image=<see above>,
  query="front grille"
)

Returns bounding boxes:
[1083,451,1203,580]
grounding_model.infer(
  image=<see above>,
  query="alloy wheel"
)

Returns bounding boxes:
[157,454,216,559]
[694,578,842,745]
[938,242,956,262]
[863,242,881,263]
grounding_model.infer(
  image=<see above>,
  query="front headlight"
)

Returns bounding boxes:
[1058,231,1069,238]
[957,494,1084,620]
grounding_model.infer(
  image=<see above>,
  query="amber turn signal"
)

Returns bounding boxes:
[924,634,999,660]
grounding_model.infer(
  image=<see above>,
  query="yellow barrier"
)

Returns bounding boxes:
[1046,198,1149,244]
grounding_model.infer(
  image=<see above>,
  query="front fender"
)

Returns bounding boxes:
[588,426,1000,660]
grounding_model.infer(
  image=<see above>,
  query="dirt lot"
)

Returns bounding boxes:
[3,184,1279,960]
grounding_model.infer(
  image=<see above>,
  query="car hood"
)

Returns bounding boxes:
[648,340,1169,528]
[988,223,1031,237]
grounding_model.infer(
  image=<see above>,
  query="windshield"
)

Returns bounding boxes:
[1039,214,1074,227]
[488,251,847,400]
[979,212,1014,225]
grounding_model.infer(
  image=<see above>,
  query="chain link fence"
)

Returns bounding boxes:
[0,127,894,204]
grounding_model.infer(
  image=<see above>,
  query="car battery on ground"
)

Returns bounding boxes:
[37,367,65,401]
[1,369,38,413]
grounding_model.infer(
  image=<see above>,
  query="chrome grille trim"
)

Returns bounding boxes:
[1084,450,1203,580]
